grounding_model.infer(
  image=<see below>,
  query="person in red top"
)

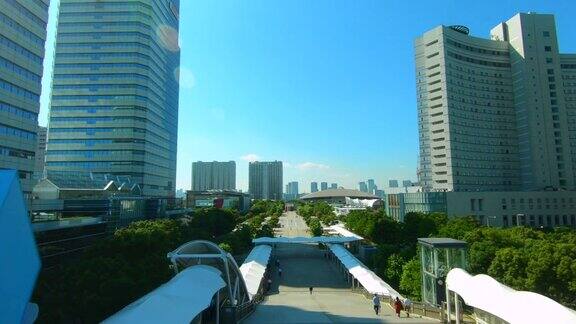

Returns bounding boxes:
[394,297,403,317]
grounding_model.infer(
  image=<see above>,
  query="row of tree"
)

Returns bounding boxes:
[343,209,576,308]
[296,201,337,235]
[33,200,284,323]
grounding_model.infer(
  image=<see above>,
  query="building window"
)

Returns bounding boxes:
[478,199,483,211]
[470,199,476,211]
[543,31,550,37]
[538,215,543,227]
[503,215,508,227]
[545,46,552,52]
[546,58,553,64]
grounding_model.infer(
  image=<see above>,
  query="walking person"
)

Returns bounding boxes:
[278,267,282,277]
[403,298,412,318]
[394,297,403,318]
[309,287,314,294]
[372,294,380,315]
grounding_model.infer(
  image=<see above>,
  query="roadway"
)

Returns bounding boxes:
[244,211,434,323]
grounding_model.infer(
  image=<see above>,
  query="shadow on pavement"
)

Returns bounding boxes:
[243,304,431,324]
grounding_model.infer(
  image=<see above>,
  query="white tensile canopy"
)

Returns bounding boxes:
[239,245,272,300]
[327,244,402,299]
[325,224,364,240]
[104,265,225,324]
[446,268,576,324]
[253,236,361,245]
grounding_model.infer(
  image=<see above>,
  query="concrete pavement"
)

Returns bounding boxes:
[244,211,435,323]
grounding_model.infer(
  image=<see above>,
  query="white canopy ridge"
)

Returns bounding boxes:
[446,268,576,324]
[253,236,361,245]
[104,265,225,324]
[239,245,272,300]
[328,244,402,299]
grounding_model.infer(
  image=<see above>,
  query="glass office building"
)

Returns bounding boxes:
[46,0,181,197]
[0,0,49,196]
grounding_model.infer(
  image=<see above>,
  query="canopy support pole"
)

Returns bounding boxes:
[216,290,220,324]
[454,292,460,324]
[446,287,452,322]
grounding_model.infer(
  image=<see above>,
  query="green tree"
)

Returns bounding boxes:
[399,256,422,300]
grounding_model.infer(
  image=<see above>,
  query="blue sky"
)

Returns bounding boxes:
[39,0,576,192]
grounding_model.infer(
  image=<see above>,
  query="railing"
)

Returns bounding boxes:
[351,283,445,321]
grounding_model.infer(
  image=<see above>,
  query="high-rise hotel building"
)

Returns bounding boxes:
[249,161,283,200]
[0,0,49,196]
[416,12,576,193]
[46,0,181,197]
[191,161,236,191]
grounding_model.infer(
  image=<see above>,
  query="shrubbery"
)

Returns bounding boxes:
[343,210,576,308]
[32,201,285,323]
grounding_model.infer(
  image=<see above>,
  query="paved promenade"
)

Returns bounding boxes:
[244,211,434,323]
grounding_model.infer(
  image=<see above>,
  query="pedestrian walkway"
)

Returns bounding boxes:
[244,212,434,323]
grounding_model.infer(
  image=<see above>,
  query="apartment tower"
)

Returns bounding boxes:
[311,181,318,193]
[415,13,576,192]
[191,161,236,191]
[249,161,283,200]
[0,0,49,196]
[46,0,181,197]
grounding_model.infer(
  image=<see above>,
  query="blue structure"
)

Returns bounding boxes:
[0,170,41,323]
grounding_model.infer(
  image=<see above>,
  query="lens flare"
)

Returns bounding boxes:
[156,24,179,52]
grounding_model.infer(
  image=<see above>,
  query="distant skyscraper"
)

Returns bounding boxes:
[320,182,328,191]
[249,161,283,200]
[311,182,318,193]
[359,181,368,192]
[46,0,181,197]
[389,180,399,188]
[416,13,576,192]
[0,0,49,195]
[367,179,376,194]
[34,126,47,180]
[330,183,337,189]
[192,161,236,191]
[285,181,299,200]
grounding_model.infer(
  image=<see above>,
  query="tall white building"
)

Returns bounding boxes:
[191,161,236,191]
[416,12,576,192]
[249,161,283,200]
[320,182,328,191]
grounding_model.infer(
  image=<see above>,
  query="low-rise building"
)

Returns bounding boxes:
[31,171,172,231]
[300,188,381,206]
[385,191,576,228]
[186,190,251,213]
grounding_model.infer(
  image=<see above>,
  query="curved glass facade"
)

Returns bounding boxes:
[416,13,576,192]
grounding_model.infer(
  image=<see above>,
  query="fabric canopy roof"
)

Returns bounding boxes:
[239,245,272,300]
[325,224,364,240]
[253,236,360,244]
[104,265,225,324]
[327,244,402,299]
[447,268,576,324]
